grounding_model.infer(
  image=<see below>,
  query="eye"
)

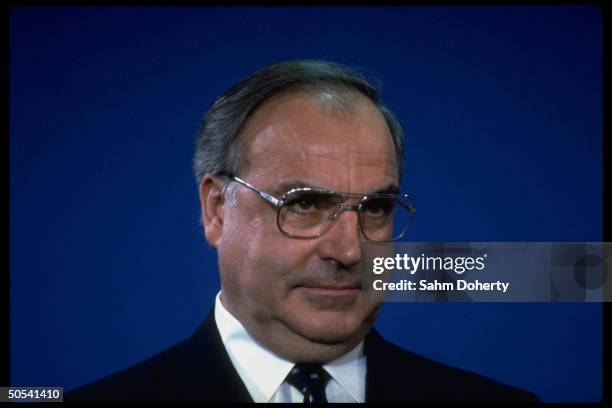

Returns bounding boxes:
[295,198,316,211]
[284,192,340,215]
[363,197,395,216]
[284,194,321,215]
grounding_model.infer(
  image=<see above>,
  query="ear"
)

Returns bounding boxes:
[199,175,225,248]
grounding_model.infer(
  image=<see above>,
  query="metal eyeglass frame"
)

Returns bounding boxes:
[220,173,416,242]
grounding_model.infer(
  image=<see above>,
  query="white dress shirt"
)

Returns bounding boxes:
[214,291,366,402]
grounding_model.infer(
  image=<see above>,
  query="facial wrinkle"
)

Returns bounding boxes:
[280,126,308,162]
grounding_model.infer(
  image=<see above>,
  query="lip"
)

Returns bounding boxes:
[300,286,360,297]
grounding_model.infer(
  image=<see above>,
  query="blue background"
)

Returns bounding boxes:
[9,6,603,402]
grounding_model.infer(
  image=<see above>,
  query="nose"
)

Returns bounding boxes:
[316,208,362,268]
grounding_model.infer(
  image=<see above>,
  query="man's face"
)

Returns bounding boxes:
[205,90,398,362]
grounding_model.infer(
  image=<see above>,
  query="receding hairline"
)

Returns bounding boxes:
[250,83,373,119]
[193,59,405,186]
[230,84,391,176]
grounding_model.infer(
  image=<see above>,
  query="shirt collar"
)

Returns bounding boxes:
[214,291,365,402]
[215,291,293,402]
[324,341,365,402]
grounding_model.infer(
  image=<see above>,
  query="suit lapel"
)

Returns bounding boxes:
[364,328,408,402]
[175,309,253,402]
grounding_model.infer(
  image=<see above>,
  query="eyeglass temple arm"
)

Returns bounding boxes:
[399,195,416,213]
[227,175,282,207]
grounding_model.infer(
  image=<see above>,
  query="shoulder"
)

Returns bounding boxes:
[365,329,540,402]
[65,309,241,402]
[64,339,190,402]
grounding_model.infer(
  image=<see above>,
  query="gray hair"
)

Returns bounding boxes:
[193,59,404,185]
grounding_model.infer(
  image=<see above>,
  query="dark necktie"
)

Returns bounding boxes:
[285,363,331,403]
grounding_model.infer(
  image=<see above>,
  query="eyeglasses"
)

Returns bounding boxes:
[221,173,415,242]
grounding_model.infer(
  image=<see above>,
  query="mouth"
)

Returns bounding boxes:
[299,284,361,298]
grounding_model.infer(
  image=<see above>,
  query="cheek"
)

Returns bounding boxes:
[225,204,314,269]
[244,239,313,294]
[218,208,317,306]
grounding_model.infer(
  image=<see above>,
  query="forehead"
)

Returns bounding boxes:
[238,90,399,193]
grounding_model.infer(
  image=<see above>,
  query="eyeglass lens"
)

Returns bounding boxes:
[277,191,412,241]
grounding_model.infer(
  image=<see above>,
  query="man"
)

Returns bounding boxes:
[66,60,539,402]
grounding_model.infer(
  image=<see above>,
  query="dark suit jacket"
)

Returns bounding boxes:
[66,309,539,402]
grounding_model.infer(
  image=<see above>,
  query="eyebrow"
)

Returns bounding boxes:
[275,181,330,195]
[370,184,401,195]
[274,180,400,196]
